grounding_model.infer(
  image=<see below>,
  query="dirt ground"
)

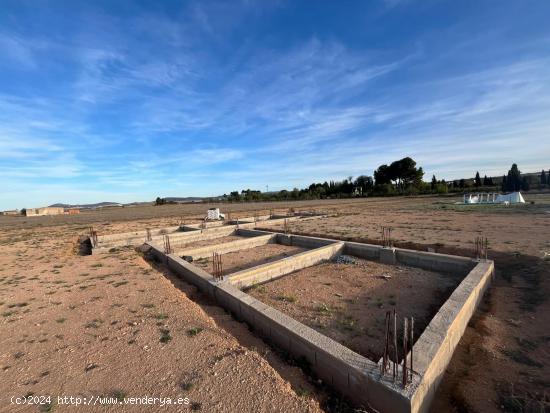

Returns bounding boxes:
[247,257,462,362]
[172,235,244,252]
[1,194,549,412]
[196,244,307,275]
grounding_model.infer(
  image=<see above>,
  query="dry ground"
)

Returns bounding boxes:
[198,244,307,275]
[247,258,462,362]
[1,194,549,412]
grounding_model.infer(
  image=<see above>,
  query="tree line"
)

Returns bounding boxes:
[153,160,549,205]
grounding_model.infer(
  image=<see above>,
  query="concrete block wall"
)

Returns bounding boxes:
[137,228,493,413]
[175,233,276,258]
[213,282,412,413]
[228,242,345,289]
[395,249,476,274]
[276,233,340,249]
[410,260,494,413]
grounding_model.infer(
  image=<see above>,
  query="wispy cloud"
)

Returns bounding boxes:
[0,1,549,209]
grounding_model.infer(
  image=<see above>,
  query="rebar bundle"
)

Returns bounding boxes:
[212,252,223,280]
[382,226,392,248]
[163,234,172,254]
[475,236,488,260]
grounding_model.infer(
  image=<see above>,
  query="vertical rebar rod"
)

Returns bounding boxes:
[410,317,414,381]
[402,317,408,386]
[393,309,398,381]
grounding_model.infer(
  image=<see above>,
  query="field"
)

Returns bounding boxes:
[1,195,549,412]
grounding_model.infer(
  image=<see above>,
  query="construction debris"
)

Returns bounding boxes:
[334,255,357,265]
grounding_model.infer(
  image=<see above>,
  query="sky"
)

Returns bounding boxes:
[1,0,550,209]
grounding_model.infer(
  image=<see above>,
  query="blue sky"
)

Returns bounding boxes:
[1,0,549,209]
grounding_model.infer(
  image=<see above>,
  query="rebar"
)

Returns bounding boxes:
[381,311,391,375]
[402,317,408,386]
[474,236,489,260]
[382,226,393,248]
[163,235,171,254]
[410,317,414,381]
[89,227,98,248]
[212,252,223,280]
[393,309,398,381]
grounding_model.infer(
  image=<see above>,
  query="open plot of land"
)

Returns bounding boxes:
[195,244,308,275]
[1,194,549,413]
[248,257,462,362]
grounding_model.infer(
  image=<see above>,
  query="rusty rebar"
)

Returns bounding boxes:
[393,309,398,381]
[410,317,414,381]
[163,235,171,254]
[402,317,408,386]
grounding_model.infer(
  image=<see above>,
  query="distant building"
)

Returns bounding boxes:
[66,208,80,215]
[1,209,20,216]
[25,207,65,217]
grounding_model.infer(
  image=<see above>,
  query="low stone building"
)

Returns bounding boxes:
[1,209,20,216]
[25,207,65,217]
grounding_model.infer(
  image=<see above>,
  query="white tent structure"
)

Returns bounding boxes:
[496,191,526,204]
[463,191,526,204]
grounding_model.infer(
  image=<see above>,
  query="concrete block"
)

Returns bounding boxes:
[380,247,397,265]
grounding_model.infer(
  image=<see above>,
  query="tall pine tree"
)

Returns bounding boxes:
[474,172,482,187]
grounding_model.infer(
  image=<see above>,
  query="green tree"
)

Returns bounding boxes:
[506,163,522,191]
[155,197,166,206]
[431,175,437,190]
[374,164,392,185]
[521,177,530,191]
[474,172,481,187]
[541,169,547,186]
[501,175,507,192]
[354,175,373,196]
[387,157,424,191]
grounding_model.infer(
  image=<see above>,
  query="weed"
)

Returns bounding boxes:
[56,318,66,323]
[141,303,155,309]
[181,382,193,391]
[316,303,331,313]
[154,313,168,320]
[187,327,203,337]
[295,387,310,397]
[40,401,55,412]
[84,319,102,329]
[159,328,172,343]
[110,390,126,402]
[338,315,358,332]
[277,294,297,303]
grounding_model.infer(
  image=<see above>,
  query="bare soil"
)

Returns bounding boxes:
[196,244,307,275]
[248,258,461,362]
[1,194,549,412]
[173,235,245,251]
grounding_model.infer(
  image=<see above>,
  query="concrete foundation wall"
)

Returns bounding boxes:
[175,233,276,258]
[276,233,339,248]
[213,282,411,413]
[137,227,493,413]
[228,242,344,289]
[395,249,476,274]
[410,260,494,413]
